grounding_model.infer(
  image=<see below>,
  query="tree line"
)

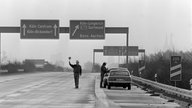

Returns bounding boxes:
[122,50,192,90]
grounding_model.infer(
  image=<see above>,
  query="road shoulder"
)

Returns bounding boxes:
[94,74,121,108]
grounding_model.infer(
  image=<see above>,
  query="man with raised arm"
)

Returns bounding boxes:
[69,57,82,89]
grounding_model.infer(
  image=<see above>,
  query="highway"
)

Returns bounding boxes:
[95,75,182,108]
[0,72,186,108]
[0,72,95,108]
[103,85,180,108]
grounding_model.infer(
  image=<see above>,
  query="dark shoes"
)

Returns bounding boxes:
[75,86,79,89]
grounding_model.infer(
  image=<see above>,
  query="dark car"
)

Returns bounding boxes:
[103,68,131,90]
[102,67,120,88]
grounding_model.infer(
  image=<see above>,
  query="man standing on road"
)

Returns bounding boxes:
[69,57,82,89]
[100,62,108,88]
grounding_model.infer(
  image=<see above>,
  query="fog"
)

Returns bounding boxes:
[0,0,191,68]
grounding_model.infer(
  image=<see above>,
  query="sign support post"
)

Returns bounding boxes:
[92,49,103,72]
[138,49,145,77]
[0,32,1,70]
[126,28,129,69]
[93,51,95,72]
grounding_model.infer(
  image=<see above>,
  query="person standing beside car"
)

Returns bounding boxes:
[100,62,108,88]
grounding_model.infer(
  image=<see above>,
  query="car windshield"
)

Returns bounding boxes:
[109,68,127,71]
[110,71,130,76]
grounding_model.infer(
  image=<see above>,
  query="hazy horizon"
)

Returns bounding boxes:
[0,0,191,68]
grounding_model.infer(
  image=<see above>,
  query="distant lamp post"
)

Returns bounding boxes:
[139,71,141,77]
[155,73,157,82]
[131,70,133,75]
[190,79,192,90]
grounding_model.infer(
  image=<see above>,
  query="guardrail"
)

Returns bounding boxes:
[132,76,192,102]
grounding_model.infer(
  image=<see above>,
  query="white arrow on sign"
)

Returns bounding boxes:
[72,25,79,36]
[22,24,26,36]
[53,24,57,36]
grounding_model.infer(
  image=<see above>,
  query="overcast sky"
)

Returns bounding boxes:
[0,0,191,67]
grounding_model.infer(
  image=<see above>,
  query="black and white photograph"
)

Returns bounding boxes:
[0,0,191,107]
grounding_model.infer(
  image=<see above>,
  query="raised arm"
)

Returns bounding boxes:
[69,61,75,68]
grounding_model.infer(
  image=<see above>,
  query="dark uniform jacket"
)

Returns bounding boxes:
[101,65,107,78]
[69,62,82,75]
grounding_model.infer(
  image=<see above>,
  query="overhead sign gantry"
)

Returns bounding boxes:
[70,20,105,39]
[20,20,59,39]
[92,46,138,71]
[0,19,129,70]
[103,46,138,56]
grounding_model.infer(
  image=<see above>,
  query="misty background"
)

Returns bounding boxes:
[0,0,191,69]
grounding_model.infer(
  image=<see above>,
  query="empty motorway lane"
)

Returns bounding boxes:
[0,72,96,108]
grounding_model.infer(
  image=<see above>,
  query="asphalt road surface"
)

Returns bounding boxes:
[0,72,96,108]
[0,72,183,108]
[102,84,181,108]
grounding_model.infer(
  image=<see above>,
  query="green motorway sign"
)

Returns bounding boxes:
[20,20,59,39]
[70,20,105,39]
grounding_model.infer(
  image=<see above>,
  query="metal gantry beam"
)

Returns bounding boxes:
[0,33,1,70]
[0,26,129,70]
[92,27,129,70]
[138,49,145,61]
[138,49,145,53]
[0,27,128,34]
[93,49,104,52]
[105,27,129,69]
[105,27,128,33]
[0,27,20,33]
[0,27,70,33]
[92,49,104,72]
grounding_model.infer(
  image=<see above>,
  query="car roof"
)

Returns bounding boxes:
[109,67,128,71]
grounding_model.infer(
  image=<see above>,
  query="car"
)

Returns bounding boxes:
[103,67,131,90]
[102,67,119,88]
[102,67,128,88]
[108,67,128,71]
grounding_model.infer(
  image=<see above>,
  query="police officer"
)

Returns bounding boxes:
[100,62,108,88]
[69,57,82,89]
